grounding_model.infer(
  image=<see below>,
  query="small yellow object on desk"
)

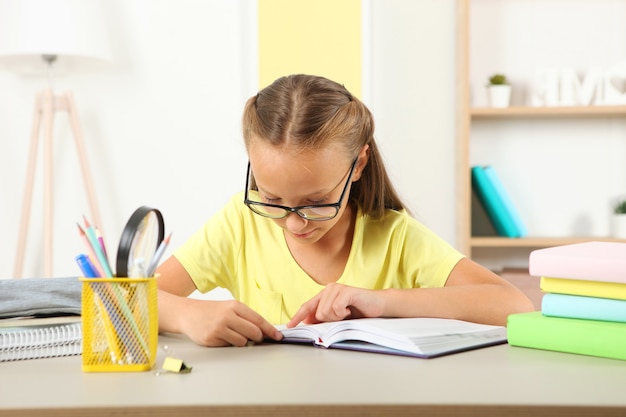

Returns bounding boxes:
[162,356,192,374]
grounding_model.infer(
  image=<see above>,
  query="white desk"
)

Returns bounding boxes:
[1,334,625,416]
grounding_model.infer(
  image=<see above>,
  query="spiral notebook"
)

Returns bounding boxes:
[0,316,82,362]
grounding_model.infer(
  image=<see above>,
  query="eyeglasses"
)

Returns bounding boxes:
[244,158,357,221]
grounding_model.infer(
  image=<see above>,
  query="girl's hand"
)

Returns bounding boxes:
[167,295,283,347]
[286,283,385,328]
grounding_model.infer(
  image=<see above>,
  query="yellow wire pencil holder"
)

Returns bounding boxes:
[80,278,158,372]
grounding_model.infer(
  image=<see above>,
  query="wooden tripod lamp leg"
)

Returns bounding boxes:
[42,90,55,276]
[65,91,104,239]
[13,90,104,278]
[13,92,44,278]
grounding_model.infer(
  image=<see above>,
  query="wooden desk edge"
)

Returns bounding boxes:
[2,404,625,417]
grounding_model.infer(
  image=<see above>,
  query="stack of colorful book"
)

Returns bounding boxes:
[471,165,527,238]
[507,241,626,361]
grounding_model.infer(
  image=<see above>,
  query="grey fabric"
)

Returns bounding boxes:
[0,277,81,318]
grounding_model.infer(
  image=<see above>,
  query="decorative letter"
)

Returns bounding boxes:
[601,60,626,105]
[530,68,559,107]
[560,67,603,106]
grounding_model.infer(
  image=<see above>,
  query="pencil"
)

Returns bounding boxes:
[96,228,109,262]
[83,216,114,277]
[77,224,106,278]
[94,291,126,364]
[146,233,172,277]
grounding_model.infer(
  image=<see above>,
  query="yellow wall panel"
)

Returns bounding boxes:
[258,0,362,97]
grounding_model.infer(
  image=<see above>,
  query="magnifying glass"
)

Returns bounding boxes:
[115,206,165,278]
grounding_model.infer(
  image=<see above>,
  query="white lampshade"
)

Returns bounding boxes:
[0,0,112,74]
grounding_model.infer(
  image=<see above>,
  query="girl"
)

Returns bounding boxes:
[156,74,534,347]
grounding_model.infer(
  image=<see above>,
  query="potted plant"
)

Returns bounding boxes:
[613,199,626,239]
[486,73,511,108]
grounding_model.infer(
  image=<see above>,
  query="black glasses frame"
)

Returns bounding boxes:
[244,158,358,221]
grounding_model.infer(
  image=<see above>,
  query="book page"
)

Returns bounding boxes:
[287,318,506,356]
[277,318,507,357]
[277,322,337,343]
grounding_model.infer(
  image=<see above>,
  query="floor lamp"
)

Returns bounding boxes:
[15,69,104,277]
[0,0,112,277]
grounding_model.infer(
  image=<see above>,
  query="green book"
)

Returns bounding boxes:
[507,312,626,361]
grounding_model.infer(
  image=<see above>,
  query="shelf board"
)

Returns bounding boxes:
[471,105,626,118]
[471,236,626,249]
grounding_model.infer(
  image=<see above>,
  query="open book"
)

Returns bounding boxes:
[277,317,507,358]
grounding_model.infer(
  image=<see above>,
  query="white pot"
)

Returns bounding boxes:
[612,214,626,239]
[486,85,511,108]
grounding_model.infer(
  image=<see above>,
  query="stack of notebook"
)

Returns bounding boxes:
[507,241,626,361]
[1,316,82,362]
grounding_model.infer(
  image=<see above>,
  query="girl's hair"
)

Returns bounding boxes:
[242,74,406,219]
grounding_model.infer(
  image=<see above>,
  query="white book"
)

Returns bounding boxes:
[278,317,507,358]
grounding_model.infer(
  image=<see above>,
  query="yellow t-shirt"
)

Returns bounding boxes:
[174,192,464,324]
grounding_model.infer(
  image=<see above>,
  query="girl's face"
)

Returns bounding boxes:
[248,140,362,245]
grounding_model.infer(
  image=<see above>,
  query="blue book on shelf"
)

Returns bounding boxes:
[542,293,626,323]
[470,166,520,237]
[483,165,527,237]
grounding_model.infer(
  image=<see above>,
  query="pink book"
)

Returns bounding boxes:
[529,241,626,283]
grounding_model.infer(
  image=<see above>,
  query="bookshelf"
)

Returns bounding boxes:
[472,105,626,118]
[471,236,626,249]
[456,0,626,264]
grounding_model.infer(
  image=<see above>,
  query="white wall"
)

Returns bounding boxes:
[368,0,457,244]
[0,0,457,279]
